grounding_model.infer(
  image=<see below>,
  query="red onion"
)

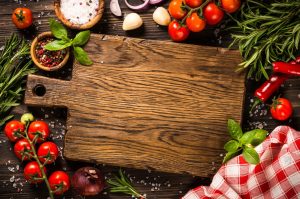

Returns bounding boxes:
[125,0,150,10]
[110,0,122,17]
[149,0,165,5]
[72,167,105,196]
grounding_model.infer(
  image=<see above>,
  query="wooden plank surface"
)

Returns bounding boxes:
[24,34,244,176]
[1,0,299,198]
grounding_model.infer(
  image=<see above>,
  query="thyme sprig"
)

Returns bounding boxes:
[107,169,146,199]
[229,0,300,80]
[0,34,36,127]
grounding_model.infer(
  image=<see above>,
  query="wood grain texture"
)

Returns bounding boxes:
[24,34,245,176]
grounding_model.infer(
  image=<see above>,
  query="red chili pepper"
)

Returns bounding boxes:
[254,74,288,103]
[273,62,300,76]
[296,56,300,64]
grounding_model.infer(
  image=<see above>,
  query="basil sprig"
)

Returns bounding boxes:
[223,119,268,165]
[44,19,93,66]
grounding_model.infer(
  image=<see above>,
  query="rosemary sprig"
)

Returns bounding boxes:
[107,169,146,199]
[0,34,36,127]
[228,0,300,80]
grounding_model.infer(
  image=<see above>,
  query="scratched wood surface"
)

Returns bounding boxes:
[1,0,300,198]
[24,34,245,177]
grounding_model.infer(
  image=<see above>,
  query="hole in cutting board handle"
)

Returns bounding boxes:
[33,84,46,97]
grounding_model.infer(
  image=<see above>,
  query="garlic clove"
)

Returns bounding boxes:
[122,13,143,31]
[153,7,171,26]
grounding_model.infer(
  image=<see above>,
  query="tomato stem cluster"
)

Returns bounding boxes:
[180,0,211,24]
[19,122,55,199]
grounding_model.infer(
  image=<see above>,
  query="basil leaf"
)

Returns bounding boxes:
[72,30,90,46]
[243,146,259,165]
[44,40,71,51]
[223,150,240,164]
[49,19,68,40]
[73,46,93,66]
[227,119,243,140]
[240,129,268,146]
[224,140,239,152]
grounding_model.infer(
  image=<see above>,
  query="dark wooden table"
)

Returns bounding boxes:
[0,0,299,198]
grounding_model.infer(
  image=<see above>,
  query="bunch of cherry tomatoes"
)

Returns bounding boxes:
[168,0,241,42]
[4,114,70,196]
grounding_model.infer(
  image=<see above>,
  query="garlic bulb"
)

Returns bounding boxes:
[153,7,171,26]
[122,13,143,31]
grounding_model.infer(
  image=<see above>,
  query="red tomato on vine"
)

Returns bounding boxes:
[186,12,206,32]
[185,0,203,8]
[203,2,224,25]
[168,0,187,20]
[168,20,190,42]
[28,121,50,143]
[221,0,241,13]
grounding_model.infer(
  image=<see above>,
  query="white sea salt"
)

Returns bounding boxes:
[60,0,99,25]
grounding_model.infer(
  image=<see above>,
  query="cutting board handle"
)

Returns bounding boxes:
[24,74,70,107]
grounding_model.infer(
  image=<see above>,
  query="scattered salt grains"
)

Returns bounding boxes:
[10,176,15,183]
[60,0,99,25]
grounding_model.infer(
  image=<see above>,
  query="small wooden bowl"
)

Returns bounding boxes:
[30,32,70,72]
[54,0,105,30]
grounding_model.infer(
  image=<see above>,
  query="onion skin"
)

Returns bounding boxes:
[72,167,105,196]
[125,0,150,10]
[149,0,165,5]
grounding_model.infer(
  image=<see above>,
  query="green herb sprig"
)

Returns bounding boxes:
[229,0,300,80]
[223,119,268,165]
[45,19,93,66]
[107,169,146,199]
[0,34,36,127]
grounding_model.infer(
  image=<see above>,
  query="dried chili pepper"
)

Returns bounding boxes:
[273,61,300,76]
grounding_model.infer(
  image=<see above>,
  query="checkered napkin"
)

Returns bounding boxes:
[182,126,300,199]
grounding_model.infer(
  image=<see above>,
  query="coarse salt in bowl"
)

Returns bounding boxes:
[54,0,105,30]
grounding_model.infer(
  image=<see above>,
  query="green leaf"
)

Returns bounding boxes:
[49,19,68,40]
[223,150,241,164]
[72,30,90,46]
[224,140,239,152]
[240,129,268,146]
[44,40,71,51]
[227,119,243,140]
[73,46,93,66]
[243,146,259,165]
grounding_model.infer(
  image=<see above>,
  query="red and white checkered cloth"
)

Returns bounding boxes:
[183,126,300,199]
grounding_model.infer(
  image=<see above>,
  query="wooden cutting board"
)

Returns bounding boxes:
[24,34,245,177]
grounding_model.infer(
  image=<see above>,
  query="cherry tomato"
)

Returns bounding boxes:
[21,113,34,125]
[4,120,25,142]
[168,20,190,42]
[48,171,70,195]
[37,142,59,164]
[186,12,206,32]
[14,139,33,161]
[24,161,46,184]
[270,98,293,121]
[28,121,50,143]
[168,0,187,20]
[185,0,202,8]
[203,2,224,25]
[221,0,241,13]
[12,8,33,29]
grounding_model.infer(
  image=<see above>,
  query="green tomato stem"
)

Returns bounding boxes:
[180,0,211,24]
[24,122,54,199]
